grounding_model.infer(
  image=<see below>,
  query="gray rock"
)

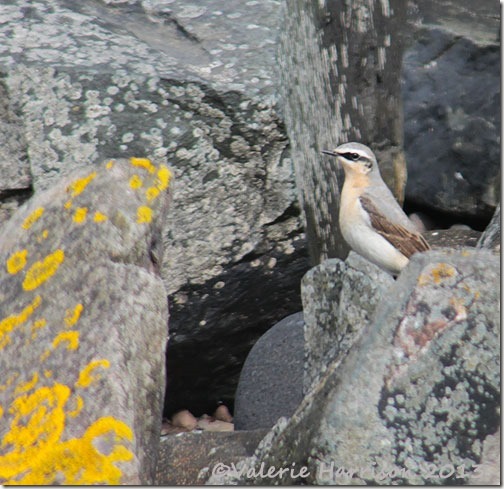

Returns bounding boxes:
[424,228,482,249]
[302,253,394,393]
[217,248,499,485]
[234,312,305,431]
[156,430,267,485]
[403,1,500,221]
[0,0,307,419]
[0,157,171,484]
[477,203,500,252]
[277,0,409,263]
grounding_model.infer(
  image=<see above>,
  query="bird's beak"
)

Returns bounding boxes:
[321,149,338,157]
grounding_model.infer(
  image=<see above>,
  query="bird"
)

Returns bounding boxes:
[322,142,430,275]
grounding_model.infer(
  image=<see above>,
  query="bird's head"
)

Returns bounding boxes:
[322,142,377,176]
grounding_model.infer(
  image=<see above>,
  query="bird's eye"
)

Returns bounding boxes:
[344,152,360,161]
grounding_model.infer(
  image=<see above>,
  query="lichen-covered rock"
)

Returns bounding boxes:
[0,157,172,484]
[302,253,394,393]
[215,248,499,485]
[0,0,306,414]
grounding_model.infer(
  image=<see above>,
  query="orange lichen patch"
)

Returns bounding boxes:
[75,359,110,389]
[0,296,42,349]
[14,372,39,395]
[52,331,80,351]
[106,160,114,170]
[129,174,143,189]
[136,205,152,224]
[6,250,28,275]
[67,171,97,198]
[73,207,88,224]
[418,263,457,287]
[130,157,155,174]
[22,249,65,291]
[93,211,108,223]
[67,395,84,418]
[22,207,44,230]
[64,304,84,328]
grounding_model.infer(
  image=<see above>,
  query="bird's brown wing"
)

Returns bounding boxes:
[360,195,430,258]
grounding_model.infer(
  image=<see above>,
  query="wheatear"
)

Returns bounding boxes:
[322,142,430,275]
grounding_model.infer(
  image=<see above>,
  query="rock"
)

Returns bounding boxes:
[214,404,233,423]
[234,312,305,431]
[403,1,500,222]
[424,228,482,249]
[171,410,198,431]
[196,415,234,432]
[477,203,500,252]
[277,0,409,262]
[217,248,499,485]
[155,430,267,485]
[0,157,171,484]
[302,253,394,393]
[0,0,309,421]
[467,427,500,485]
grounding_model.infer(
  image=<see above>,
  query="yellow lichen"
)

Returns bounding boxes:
[73,207,88,224]
[129,175,143,189]
[106,160,114,170]
[418,263,457,287]
[37,230,49,243]
[0,296,42,349]
[76,359,110,389]
[64,304,84,328]
[31,318,47,340]
[157,165,172,190]
[146,187,160,202]
[136,205,152,224]
[67,171,97,198]
[145,165,172,202]
[6,250,28,275]
[130,157,155,174]
[67,395,84,418]
[44,370,53,379]
[14,372,39,395]
[93,211,108,223]
[64,200,73,210]
[22,249,65,291]
[0,382,133,485]
[22,208,44,230]
[52,330,80,351]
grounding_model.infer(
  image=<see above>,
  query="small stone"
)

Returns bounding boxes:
[171,410,198,431]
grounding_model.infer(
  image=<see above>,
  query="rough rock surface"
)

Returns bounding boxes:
[403,0,500,221]
[155,430,267,485]
[234,312,305,431]
[212,248,500,485]
[277,0,409,263]
[302,253,394,393]
[0,157,171,484]
[477,203,501,252]
[0,0,308,417]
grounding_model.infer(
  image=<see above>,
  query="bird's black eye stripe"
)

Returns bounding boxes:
[343,152,360,161]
